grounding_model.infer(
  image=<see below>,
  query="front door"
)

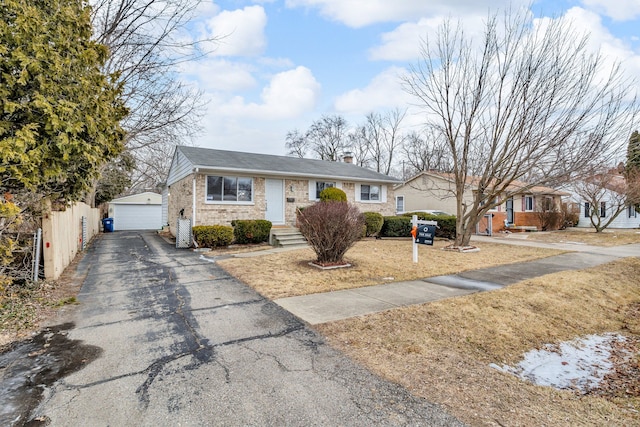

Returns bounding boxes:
[265,179,285,224]
[506,197,514,224]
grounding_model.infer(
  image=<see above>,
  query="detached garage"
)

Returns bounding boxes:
[108,192,162,231]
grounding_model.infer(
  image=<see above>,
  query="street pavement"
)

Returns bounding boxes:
[30,231,463,426]
[274,235,640,325]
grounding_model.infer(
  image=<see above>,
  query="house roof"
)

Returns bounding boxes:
[400,171,570,196]
[175,146,402,183]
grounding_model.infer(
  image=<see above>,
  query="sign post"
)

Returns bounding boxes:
[410,215,437,263]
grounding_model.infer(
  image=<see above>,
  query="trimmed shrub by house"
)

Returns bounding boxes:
[363,212,384,237]
[380,213,457,240]
[403,212,456,240]
[380,216,412,237]
[232,219,272,244]
[319,187,347,202]
[192,225,234,248]
[297,201,364,265]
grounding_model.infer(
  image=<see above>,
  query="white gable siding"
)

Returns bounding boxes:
[166,149,194,186]
[577,200,640,229]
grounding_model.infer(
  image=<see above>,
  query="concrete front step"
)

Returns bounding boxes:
[271,227,307,248]
[279,239,308,247]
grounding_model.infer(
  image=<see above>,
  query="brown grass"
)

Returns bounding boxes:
[316,257,640,426]
[521,228,640,247]
[217,239,564,299]
[0,254,84,348]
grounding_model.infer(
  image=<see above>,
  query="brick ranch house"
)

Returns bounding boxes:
[394,171,570,234]
[164,146,401,236]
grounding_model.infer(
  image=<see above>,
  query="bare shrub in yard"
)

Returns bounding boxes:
[561,202,580,229]
[536,198,562,231]
[297,201,364,265]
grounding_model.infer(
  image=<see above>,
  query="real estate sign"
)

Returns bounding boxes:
[410,215,437,263]
[414,224,435,246]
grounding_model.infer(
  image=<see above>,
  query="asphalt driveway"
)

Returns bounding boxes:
[29,231,462,426]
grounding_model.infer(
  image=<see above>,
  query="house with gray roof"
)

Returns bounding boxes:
[164,146,401,236]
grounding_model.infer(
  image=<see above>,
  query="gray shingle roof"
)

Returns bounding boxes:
[177,146,401,183]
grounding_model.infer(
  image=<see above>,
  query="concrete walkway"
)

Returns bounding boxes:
[272,236,640,325]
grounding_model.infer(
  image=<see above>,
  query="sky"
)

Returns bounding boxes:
[178,0,640,156]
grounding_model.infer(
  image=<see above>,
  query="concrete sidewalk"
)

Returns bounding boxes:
[274,237,640,325]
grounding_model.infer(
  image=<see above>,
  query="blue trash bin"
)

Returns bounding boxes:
[102,218,114,232]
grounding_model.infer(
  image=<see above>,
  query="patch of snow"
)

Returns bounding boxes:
[490,333,628,393]
[199,255,215,263]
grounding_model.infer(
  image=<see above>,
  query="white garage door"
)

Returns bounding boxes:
[112,204,162,231]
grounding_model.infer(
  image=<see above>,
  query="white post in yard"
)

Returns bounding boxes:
[412,215,418,263]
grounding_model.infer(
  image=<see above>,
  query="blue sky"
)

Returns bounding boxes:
[179,0,640,155]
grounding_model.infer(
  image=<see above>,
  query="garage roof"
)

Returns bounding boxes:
[110,192,162,205]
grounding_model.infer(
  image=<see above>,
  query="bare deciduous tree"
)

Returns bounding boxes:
[285,129,308,158]
[347,125,373,168]
[90,0,215,196]
[401,128,452,176]
[574,168,640,232]
[360,109,407,175]
[286,115,350,161]
[402,9,638,247]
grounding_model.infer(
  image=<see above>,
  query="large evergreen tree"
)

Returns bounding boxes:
[627,130,640,173]
[626,130,640,214]
[0,0,127,203]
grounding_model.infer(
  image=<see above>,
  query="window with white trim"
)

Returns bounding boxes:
[396,196,404,213]
[315,181,335,199]
[600,201,606,218]
[629,205,638,218]
[360,184,380,201]
[206,176,253,202]
[524,195,534,211]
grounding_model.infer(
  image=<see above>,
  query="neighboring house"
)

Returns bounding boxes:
[108,192,163,231]
[577,199,640,229]
[164,146,401,235]
[572,172,640,229]
[394,171,569,234]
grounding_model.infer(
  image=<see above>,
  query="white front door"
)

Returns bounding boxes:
[265,179,285,224]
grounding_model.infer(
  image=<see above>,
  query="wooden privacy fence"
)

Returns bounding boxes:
[42,201,100,280]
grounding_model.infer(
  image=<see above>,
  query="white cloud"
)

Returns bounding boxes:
[370,14,488,61]
[536,7,640,80]
[334,66,411,114]
[285,0,529,27]
[217,66,321,120]
[581,0,640,21]
[179,60,257,92]
[206,6,267,56]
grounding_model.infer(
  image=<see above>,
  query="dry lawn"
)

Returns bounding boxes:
[317,257,640,426]
[216,239,564,299]
[518,228,640,247]
[0,255,84,348]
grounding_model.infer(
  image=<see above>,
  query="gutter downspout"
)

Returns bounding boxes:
[192,168,198,227]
